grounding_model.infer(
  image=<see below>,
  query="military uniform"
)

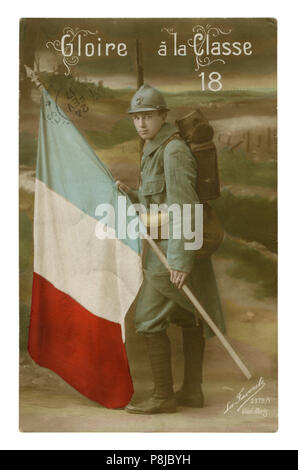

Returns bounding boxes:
[125,84,225,414]
[128,121,225,338]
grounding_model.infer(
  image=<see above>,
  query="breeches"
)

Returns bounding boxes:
[134,271,198,335]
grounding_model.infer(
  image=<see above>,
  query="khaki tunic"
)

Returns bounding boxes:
[128,122,226,338]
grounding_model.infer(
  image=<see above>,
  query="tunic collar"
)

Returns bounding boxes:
[142,122,178,158]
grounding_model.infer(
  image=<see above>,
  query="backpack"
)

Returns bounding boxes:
[170,108,221,202]
[164,108,224,258]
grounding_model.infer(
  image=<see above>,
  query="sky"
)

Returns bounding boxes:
[21,18,277,91]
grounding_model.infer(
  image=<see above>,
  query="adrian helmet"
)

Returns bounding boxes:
[127,84,169,114]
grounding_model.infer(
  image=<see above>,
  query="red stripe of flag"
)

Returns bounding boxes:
[28,273,134,408]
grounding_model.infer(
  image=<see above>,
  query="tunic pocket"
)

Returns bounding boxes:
[141,176,165,196]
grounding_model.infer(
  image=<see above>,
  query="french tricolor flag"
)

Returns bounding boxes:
[28,89,143,408]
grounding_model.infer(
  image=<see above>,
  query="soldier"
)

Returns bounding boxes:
[116,84,225,414]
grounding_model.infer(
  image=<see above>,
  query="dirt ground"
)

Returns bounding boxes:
[19,348,277,433]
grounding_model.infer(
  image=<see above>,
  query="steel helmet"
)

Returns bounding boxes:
[127,84,169,114]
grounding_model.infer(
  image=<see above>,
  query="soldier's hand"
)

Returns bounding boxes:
[170,269,189,289]
[115,180,131,193]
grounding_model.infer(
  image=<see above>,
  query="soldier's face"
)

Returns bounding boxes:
[132,111,166,141]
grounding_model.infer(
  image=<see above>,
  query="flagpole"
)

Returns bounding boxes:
[141,231,253,381]
[135,40,145,166]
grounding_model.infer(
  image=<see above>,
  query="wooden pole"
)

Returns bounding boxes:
[141,231,253,380]
[136,39,144,89]
[135,39,145,181]
[267,127,271,153]
[246,131,250,153]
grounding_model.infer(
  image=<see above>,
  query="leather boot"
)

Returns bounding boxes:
[175,322,205,408]
[125,331,176,414]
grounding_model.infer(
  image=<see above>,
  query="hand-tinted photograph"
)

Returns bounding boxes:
[19,18,277,432]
